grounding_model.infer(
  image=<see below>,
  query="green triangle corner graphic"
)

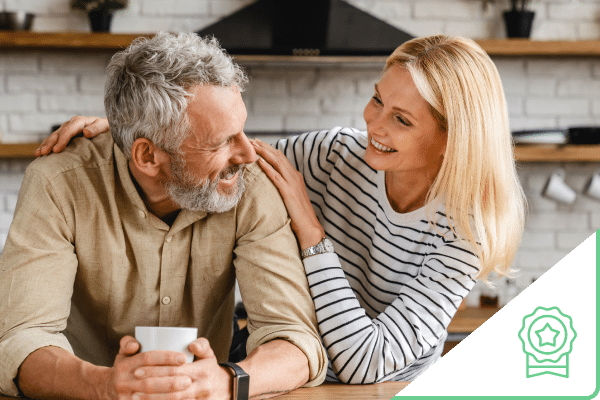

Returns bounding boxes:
[392,232,600,400]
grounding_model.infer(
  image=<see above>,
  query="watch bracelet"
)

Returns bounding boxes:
[300,237,333,259]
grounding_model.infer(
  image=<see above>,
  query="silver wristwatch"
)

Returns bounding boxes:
[300,237,334,259]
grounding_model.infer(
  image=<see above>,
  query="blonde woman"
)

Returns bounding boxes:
[37,35,525,384]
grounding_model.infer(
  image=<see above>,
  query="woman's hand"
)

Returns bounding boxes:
[34,116,109,157]
[251,139,325,250]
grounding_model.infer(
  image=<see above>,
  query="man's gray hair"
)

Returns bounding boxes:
[104,31,248,158]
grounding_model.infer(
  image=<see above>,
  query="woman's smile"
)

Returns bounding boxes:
[370,137,397,153]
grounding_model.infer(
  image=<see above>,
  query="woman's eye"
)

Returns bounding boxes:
[396,115,409,126]
[372,95,382,105]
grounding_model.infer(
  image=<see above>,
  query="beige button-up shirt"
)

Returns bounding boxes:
[0,134,326,396]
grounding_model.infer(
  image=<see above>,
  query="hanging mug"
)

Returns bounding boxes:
[542,168,576,204]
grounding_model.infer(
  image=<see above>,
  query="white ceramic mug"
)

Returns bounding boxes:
[542,168,576,204]
[584,170,600,200]
[135,326,198,363]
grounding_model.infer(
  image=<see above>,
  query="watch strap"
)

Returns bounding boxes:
[220,362,249,400]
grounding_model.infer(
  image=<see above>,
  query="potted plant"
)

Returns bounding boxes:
[71,0,128,32]
[502,0,535,38]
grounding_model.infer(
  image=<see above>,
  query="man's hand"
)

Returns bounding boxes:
[102,336,193,400]
[35,116,108,156]
[128,338,232,400]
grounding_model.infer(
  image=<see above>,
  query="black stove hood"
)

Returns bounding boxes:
[196,0,414,56]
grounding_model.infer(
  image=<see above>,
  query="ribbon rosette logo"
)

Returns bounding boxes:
[518,306,577,378]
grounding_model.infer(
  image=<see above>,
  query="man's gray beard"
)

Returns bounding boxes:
[165,156,246,213]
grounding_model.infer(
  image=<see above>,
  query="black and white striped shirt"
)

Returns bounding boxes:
[276,127,480,383]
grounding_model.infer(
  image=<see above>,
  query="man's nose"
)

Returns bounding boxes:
[232,131,256,165]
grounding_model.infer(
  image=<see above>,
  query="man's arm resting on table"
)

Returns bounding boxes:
[17,346,111,400]
[16,338,308,400]
[16,338,190,400]
[237,339,309,399]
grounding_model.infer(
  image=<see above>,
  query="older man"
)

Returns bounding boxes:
[0,32,326,400]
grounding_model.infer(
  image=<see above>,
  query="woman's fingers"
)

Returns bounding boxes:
[251,139,296,179]
[35,116,107,156]
[256,157,294,200]
[251,139,279,164]
[82,117,109,138]
[34,130,60,156]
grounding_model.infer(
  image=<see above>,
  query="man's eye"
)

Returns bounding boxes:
[217,138,232,149]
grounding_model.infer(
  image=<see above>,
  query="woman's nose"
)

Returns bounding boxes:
[366,109,385,134]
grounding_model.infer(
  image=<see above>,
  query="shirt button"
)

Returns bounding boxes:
[162,296,171,305]
[166,236,172,243]
[138,210,146,218]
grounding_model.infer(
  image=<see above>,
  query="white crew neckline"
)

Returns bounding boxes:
[376,170,440,224]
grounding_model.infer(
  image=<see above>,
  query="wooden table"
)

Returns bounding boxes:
[276,382,409,399]
[0,382,408,400]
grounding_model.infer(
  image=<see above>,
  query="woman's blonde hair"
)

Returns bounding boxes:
[386,35,526,281]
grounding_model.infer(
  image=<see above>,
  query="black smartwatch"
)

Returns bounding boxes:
[220,362,250,400]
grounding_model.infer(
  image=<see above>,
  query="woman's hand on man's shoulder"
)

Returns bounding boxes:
[35,116,109,157]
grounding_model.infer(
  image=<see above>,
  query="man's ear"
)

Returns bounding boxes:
[130,138,169,178]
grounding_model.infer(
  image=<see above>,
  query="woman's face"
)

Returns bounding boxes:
[363,64,447,174]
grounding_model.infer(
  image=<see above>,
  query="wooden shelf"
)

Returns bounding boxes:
[514,144,600,162]
[0,143,40,158]
[0,32,599,57]
[0,32,150,51]
[3,143,600,161]
[477,39,600,56]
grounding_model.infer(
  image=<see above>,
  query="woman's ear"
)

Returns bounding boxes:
[130,138,169,178]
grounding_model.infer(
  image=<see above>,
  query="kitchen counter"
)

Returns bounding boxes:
[444,306,501,354]
[448,306,501,334]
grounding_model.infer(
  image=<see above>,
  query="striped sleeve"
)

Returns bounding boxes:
[302,239,479,384]
[274,127,362,179]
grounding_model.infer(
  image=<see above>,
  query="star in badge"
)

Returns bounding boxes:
[534,322,560,349]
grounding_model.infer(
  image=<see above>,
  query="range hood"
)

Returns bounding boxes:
[196,0,414,56]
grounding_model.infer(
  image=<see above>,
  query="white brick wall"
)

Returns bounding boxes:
[1,0,597,39]
[2,0,600,305]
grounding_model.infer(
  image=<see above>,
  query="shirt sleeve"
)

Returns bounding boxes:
[302,240,480,384]
[0,167,78,396]
[232,163,327,387]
